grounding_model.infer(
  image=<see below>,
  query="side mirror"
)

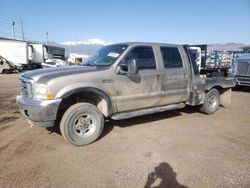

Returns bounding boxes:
[128,59,138,74]
[118,59,138,75]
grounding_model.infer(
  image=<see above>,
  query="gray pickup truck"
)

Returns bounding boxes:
[17,42,235,146]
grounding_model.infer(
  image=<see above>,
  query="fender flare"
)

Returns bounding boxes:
[60,87,113,116]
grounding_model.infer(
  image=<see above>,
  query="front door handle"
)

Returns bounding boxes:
[157,74,160,79]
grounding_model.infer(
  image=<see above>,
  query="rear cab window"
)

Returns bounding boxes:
[160,46,183,68]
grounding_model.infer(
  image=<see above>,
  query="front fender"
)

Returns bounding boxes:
[55,84,114,116]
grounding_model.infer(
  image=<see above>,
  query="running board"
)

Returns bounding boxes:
[111,103,186,120]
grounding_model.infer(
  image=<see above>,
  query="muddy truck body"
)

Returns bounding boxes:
[17,42,236,146]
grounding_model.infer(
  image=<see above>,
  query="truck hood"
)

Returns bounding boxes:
[21,66,104,82]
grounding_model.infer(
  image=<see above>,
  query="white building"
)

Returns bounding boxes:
[68,53,89,65]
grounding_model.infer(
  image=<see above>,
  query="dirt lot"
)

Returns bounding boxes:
[0,74,249,188]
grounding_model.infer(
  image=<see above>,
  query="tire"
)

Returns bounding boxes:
[200,89,220,115]
[2,69,10,74]
[60,102,104,146]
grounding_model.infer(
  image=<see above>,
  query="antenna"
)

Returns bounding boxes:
[20,17,25,40]
[46,32,48,45]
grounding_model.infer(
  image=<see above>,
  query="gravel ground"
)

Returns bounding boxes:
[0,73,250,188]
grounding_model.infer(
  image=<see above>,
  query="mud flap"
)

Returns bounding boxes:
[220,88,231,107]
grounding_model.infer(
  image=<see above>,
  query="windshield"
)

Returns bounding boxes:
[81,44,128,66]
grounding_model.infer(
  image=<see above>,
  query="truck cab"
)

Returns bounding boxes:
[30,43,66,68]
[234,53,250,86]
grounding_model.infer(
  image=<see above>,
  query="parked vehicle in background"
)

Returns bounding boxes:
[30,43,66,68]
[16,42,235,146]
[234,53,250,86]
[0,55,22,74]
[42,59,68,68]
[190,45,231,78]
[0,37,66,70]
[30,43,65,64]
[68,53,89,65]
[0,37,35,69]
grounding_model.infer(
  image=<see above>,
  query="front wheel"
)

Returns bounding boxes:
[200,89,220,115]
[60,103,104,146]
[2,69,10,74]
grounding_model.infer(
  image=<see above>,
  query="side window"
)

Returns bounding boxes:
[124,46,156,70]
[160,47,183,68]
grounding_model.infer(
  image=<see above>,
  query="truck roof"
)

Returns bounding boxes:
[0,37,64,50]
[237,53,250,60]
[0,37,43,45]
[109,42,181,47]
[0,37,29,43]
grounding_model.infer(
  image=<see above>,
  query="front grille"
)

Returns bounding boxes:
[237,76,250,83]
[20,78,33,98]
[237,62,249,75]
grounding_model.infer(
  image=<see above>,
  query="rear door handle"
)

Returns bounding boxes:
[157,74,161,81]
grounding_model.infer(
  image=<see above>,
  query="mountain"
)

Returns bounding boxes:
[62,38,111,46]
[54,38,111,56]
[63,44,103,56]
[207,43,247,52]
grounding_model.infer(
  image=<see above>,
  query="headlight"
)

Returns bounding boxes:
[33,83,53,100]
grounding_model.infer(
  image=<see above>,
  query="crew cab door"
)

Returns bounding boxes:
[159,46,189,104]
[114,46,162,112]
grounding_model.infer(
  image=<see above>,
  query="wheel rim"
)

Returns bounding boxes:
[73,114,96,137]
[207,94,218,111]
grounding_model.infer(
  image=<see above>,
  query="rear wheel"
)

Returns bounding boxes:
[200,89,220,115]
[60,102,104,146]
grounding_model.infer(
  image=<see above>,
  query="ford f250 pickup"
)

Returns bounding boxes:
[17,42,235,146]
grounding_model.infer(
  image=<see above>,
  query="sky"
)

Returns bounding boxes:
[0,0,250,44]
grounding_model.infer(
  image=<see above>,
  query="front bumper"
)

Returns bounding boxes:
[16,95,62,127]
[236,76,250,86]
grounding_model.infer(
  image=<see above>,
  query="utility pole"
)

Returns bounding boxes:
[11,21,15,39]
[45,32,48,45]
[20,17,25,40]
